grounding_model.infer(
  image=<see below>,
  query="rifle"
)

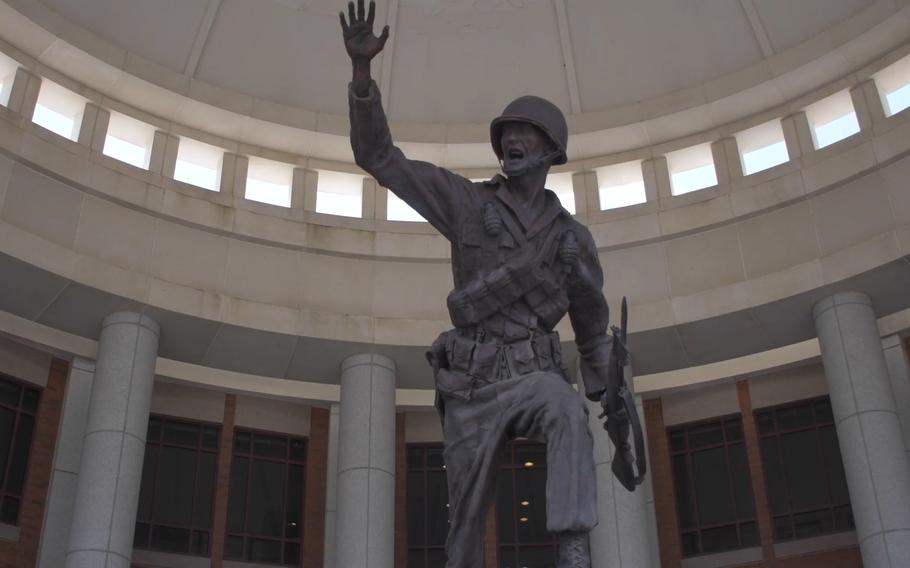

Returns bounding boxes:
[598,297,648,491]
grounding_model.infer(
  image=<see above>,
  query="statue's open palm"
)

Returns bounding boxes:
[340,0,389,61]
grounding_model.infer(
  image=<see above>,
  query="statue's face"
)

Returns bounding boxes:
[500,122,551,174]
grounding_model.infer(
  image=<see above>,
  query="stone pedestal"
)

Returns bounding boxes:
[813,293,910,567]
[65,312,159,568]
[335,353,396,568]
[582,392,656,567]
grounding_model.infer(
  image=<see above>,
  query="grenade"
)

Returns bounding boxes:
[482,201,503,236]
[559,230,579,266]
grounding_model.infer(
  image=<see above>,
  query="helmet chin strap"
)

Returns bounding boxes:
[501,150,561,178]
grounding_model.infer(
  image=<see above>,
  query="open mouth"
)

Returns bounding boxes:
[507,148,525,160]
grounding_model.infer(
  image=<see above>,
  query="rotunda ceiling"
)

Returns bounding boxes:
[24,0,885,124]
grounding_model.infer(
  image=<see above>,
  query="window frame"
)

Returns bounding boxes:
[0,372,40,526]
[225,426,308,566]
[405,443,449,568]
[754,396,854,542]
[497,440,557,566]
[134,414,221,556]
[668,413,758,557]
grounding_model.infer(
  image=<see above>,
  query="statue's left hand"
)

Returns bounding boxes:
[340,0,390,62]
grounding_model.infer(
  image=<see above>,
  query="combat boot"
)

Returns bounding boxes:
[556,531,591,568]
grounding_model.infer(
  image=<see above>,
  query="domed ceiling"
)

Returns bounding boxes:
[20,0,886,125]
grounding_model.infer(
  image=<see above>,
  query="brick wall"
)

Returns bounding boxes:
[644,397,682,568]
[0,358,68,568]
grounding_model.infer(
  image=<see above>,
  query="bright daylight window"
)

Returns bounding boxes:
[32,79,87,141]
[388,190,426,222]
[175,138,223,191]
[0,52,17,107]
[667,144,718,196]
[546,172,575,214]
[735,120,789,176]
[595,161,646,210]
[103,111,155,169]
[874,52,910,117]
[246,157,292,207]
[804,91,860,150]
[315,170,363,217]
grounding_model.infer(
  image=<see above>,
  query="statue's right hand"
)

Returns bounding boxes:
[340,0,390,62]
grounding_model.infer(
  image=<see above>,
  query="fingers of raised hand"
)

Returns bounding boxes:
[367,0,376,24]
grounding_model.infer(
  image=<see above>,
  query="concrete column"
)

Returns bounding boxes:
[324,403,340,568]
[571,171,597,218]
[813,293,910,568]
[37,358,96,568]
[148,130,179,177]
[582,391,655,567]
[781,111,814,160]
[642,156,671,202]
[7,67,41,118]
[65,312,160,568]
[77,102,110,152]
[219,152,249,197]
[335,354,396,568]
[292,167,318,215]
[850,79,886,133]
[882,335,910,467]
[363,177,379,220]
[710,137,743,186]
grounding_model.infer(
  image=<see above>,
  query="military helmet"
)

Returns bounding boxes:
[490,95,568,166]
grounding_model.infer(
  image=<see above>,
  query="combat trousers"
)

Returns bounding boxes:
[441,371,597,568]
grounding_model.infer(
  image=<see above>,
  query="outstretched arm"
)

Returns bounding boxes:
[340,0,471,240]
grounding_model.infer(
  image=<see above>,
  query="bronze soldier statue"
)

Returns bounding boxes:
[340,2,644,566]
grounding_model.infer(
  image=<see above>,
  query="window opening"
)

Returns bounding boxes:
[736,120,789,175]
[226,428,306,565]
[32,80,87,141]
[804,91,860,149]
[387,190,426,222]
[669,415,757,557]
[103,112,155,169]
[406,444,449,568]
[174,138,223,191]
[546,172,576,214]
[874,52,910,117]
[755,397,854,542]
[246,158,292,207]
[497,441,557,567]
[0,52,17,107]
[667,144,717,196]
[595,161,646,210]
[315,170,363,218]
[134,415,219,556]
[0,373,40,526]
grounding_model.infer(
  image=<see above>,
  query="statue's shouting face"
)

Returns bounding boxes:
[499,122,553,175]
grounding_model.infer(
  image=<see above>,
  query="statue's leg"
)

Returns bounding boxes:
[441,392,507,568]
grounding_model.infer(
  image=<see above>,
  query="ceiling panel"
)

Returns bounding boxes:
[754,0,872,53]
[40,0,210,72]
[565,0,763,112]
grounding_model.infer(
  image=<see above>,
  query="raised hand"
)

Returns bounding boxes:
[340,0,390,62]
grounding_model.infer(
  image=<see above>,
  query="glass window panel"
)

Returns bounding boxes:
[21,389,38,414]
[499,546,517,568]
[833,505,855,531]
[793,509,833,539]
[426,470,449,547]
[409,549,426,568]
[760,437,788,516]
[0,381,19,407]
[774,515,793,541]
[497,471,515,542]
[671,454,695,530]
[191,531,209,555]
[0,407,15,488]
[134,522,150,549]
[756,412,775,434]
[515,468,549,544]
[691,447,735,526]
[407,471,427,546]
[247,459,286,537]
[285,464,303,538]
[137,444,158,520]
[193,451,216,527]
[885,82,910,116]
[0,496,19,524]
[680,532,699,557]
[247,537,282,563]
[284,541,300,564]
[225,535,244,558]
[7,413,34,494]
[518,545,556,567]
[775,405,813,431]
[408,448,424,469]
[669,430,686,452]
[426,548,447,568]
[740,521,758,547]
[387,191,427,222]
[234,431,251,454]
[151,446,196,526]
[741,141,788,175]
[818,426,850,505]
[724,420,743,442]
[162,420,200,446]
[813,399,834,423]
[687,422,724,449]
[150,525,190,554]
[780,430,827,511]
[147,416,162,442]
[515,444,546,468]
[728,444,755,517]
[426,447,445,468]
[227,457,249,532]
[253,433,287,459]
[813,113,860,149]
[289,438,306,461]
[201,427,219,450]
[700,524,739,554]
